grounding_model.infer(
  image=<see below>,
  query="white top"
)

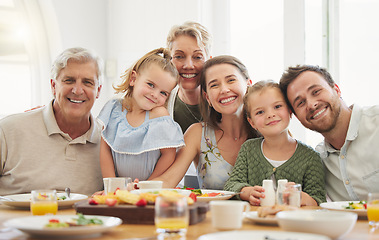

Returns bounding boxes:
[316,104,379,201]
[197,123,234,190]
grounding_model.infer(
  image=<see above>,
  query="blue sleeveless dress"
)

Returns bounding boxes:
[97,99,185,180]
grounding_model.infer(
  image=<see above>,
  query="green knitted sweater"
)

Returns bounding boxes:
[224,138,326,204]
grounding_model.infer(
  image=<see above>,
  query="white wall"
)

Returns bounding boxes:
[45,0,230,116]
[47,0,108,116]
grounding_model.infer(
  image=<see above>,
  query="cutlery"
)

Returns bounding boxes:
[0,196,15,201]
[65,187,71,199]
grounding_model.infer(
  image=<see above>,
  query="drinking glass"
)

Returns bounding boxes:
[155,196,189,238]
[30,190,58,215]
[103,177,132,194]
[282,183,302,207]
[367,192,379,228]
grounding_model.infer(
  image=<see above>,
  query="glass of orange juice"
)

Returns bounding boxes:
[30,190,58,215]
[155,195,189,238]
[367,193,379,227]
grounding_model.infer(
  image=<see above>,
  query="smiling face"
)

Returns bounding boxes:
[51,60,101,123]
[247,87,291,137]
[130,64,177,111]
[204,63,247,116]
[170,35,207,91]
[286,71,342,133]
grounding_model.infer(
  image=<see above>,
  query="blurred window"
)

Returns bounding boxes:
[0,0,32,118]
[229,0,379,147]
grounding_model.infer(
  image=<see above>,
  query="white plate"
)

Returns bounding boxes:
[3,215,122,237]
[196,190,235,202]
[130,189,191,196]
[0,193,88,208]
[244,211,278,225]
[198,230,330,240]
[320,201,367,217]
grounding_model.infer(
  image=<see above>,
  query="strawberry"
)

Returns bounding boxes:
[49,219,60,223]
[106,198,117,207]
[136,199,147,207]
[113,188,120,195]
[189,192,197,202]
[88,198,98,205]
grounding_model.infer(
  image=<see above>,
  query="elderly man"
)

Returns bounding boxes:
[0,47,103,196]
[280,65,379,201]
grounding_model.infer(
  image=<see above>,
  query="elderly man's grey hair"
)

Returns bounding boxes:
[51,47,104,85]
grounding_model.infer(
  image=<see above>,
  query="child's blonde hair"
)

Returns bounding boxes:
[244,80,281,119]
[244,80,292,137]
[114,48,178,111]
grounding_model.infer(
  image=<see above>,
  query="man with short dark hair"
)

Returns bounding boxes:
[280,65,379,201]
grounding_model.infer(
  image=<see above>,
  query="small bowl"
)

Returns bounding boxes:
[277,210,357,239]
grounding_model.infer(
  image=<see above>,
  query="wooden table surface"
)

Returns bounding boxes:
[0,203,378,240]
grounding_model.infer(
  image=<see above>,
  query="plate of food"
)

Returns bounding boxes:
[198,230,330,240]
[191,189,236,202]
[130,188,191,197]
[3,214,122,237]
[320,201,367,217]
[0,193,88,208]
[244,211,278,225]
[245,205,296,225]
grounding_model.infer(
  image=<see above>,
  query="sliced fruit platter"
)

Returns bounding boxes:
[88,189,196,207]
[75,189,208,225]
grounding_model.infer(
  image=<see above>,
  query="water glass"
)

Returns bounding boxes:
[155,196,189,238]
[367,192,379,227]
[103,177,132,194]
[30,190,58,215]
[282,183,302,207]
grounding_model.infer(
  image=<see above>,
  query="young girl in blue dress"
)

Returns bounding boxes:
[224,80,326,206]
[98,48,185,181]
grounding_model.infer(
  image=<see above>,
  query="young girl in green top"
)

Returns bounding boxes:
[224,80,326,206]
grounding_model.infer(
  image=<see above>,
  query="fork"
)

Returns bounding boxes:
[65,187,71,199]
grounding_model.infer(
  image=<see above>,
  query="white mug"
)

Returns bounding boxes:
[103,177,132,194]
[210,200,250,230]
[137,180,163,189]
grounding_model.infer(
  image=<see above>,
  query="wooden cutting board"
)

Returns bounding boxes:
[74,200,209,225]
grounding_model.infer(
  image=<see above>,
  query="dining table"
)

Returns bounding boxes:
[0,202,378,240]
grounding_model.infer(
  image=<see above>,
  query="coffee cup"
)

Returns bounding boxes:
[210,200,250,230]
